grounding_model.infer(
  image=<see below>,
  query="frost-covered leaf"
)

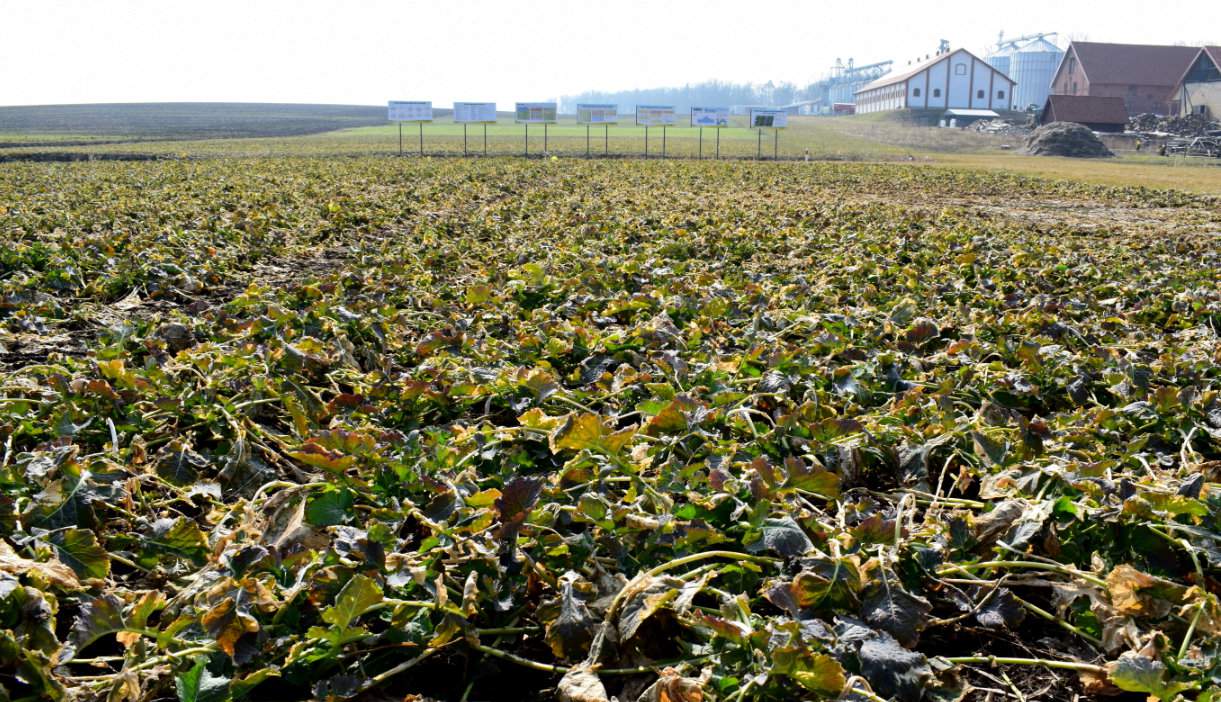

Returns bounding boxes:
[558,665,609,702]
[546,576,597,659]
[860,577,931,648]
[1106,651,1194,699]
[746,517,813,557]
[975,588,1026,629]
[63,594,124,661]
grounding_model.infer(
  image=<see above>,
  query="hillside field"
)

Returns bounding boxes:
[0,120,1219,702]
[0,103,388,142]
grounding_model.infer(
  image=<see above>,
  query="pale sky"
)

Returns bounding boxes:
[2,0,1217,107]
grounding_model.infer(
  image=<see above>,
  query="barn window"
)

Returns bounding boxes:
[997,90,1006,99]
[933,88,942,98]
[977,90,985,99]
[955,64,967,76]
[913,88,921,97]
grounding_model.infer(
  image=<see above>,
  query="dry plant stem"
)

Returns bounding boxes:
[358,641,451,693]
[583,550,780,666]
[938,567,1104,648]
[471,641,714,676]
[939,560,1108,589]
[945,656,1105,674]
[73,645,219,689]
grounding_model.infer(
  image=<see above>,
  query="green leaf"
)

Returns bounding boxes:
[229,667,280,699]
[176,656,232,702]
[50,528,109,580]
[304,487,353,527]
[153,517,209,559]
[785,457,841,498]
[320,574,383,631]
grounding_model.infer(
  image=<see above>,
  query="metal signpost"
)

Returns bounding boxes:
[691,107,730,160]
[636,105,675,159]
[577,104,617,158]
[454,102,497,157]
[388,101,433,156]
[515,102,557,157]
[749,108,788,160]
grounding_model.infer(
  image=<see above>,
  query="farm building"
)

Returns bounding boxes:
[1049,42,1199,116]
[855,48,1015,114]
[986,34,1064,111]
[1176,46,1221,119]
[1039,95,1129,132]
[944,109,999,127]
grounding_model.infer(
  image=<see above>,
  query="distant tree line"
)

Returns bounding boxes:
[560,80,804,113]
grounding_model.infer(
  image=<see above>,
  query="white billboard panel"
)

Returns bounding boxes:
[636,105,676,126]
[453,102,498,123]
[388,101,433,122]
[691,106,730,127]
[515,102,557,123]
[577,104,618,124]
[748,108,788,128]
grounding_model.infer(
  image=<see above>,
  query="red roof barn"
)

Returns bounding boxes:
[1050,42,1199,116]
[1039,95,1129,132]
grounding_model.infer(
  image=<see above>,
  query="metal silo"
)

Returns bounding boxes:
[1011,37,1063,111]
[987,41,1016,77]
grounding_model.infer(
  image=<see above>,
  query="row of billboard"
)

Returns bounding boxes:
[388,101,788,128]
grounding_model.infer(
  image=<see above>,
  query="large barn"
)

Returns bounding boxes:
[855,48,1015,114]
[1049,42,1199,116]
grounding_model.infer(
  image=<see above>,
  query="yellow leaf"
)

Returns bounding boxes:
[287,443,355,472]
[201,598,259,657]
[519,407,563,431]
[0,540,79,589]
[466,488,502,508]
[791,653,847,695]
[1107,564,1186,616]
[550,413,607,453]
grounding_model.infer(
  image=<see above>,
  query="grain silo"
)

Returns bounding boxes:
[1011,36,1064,110]
[987,36,1017,77]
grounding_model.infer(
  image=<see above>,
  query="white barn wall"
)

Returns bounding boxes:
[928,60,949,109]
[857,49,1013,114]
[971,59,991,108]
[947,52,971,107]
